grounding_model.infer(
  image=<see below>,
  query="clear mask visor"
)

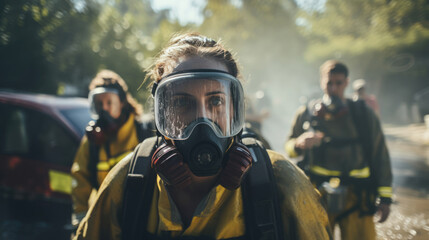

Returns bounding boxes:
[88,87,120,119]
[154,72,245,140]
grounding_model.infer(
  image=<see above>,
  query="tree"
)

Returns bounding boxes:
[299,0,429,60]
[0,0,183,104]
[88,0,192,106]
[0,0,99,94]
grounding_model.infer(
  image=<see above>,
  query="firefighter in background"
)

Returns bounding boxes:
[285,60,392,240]
[353,79,380,117]
[74,33,331,240]
[71,70,154,227]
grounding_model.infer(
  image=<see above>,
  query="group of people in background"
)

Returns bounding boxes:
[70,32,392,240]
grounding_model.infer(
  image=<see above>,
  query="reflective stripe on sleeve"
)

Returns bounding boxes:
[349,167,370,178]
[378,186,393,198]
[310,166,341,176]
[310,166,370,178]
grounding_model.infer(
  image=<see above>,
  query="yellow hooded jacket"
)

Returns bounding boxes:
[71,113,141,221]
[74,148,331,240]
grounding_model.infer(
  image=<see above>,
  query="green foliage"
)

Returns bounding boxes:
[298,0,429,62]
[88,0,155,101]
[0,0,99,94]
[0,0,193,110]
[89,1,191,106]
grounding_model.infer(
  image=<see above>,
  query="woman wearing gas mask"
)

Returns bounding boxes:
[74,33,330,240]
[71,70,154,227]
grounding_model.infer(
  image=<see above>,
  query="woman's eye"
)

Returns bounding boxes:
[209,96,224,107]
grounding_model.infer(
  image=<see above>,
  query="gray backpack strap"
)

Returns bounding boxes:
[241,137,285,240]
[121,136,159,240]
[134,118,156,142]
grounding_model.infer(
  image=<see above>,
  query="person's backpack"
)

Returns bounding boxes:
[242,124,272,149]
[121,136,285,240]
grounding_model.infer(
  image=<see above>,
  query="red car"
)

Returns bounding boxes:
[0,90,91,239]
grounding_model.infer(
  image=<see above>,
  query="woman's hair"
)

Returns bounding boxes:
[89,69,143,116]
[146,32,240,84]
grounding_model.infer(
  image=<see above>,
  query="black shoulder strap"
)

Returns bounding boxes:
[241,137,284,240]
[347,99,372,166]
[88,140,111,190]
[88,140,100,190]
[121,136,159,240]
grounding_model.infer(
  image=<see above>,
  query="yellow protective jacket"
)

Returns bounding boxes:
[285,99,393,202]
[74,149,331,240]
[71,113,141,221]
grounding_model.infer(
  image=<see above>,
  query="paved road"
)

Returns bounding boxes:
[375,124,429,240]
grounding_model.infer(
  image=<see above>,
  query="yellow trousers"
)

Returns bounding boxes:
[328,188,376,240]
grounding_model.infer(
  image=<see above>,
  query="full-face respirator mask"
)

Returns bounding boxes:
[151,70,253,190]
[85,86,126,145]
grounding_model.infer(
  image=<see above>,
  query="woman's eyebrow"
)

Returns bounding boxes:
[173,92,193,97]
[206,91,225,96]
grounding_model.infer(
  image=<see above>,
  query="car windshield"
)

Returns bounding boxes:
[60,107,92,138]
